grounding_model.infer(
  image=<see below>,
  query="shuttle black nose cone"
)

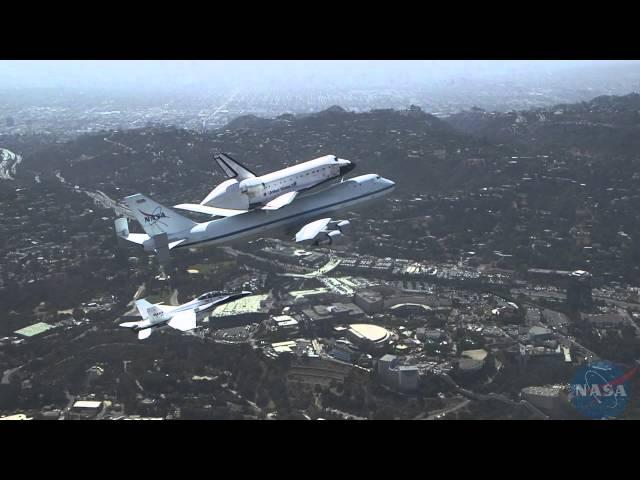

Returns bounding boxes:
[340,162,355,176]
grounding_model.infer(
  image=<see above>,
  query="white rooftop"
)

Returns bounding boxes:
[73,400,103,409]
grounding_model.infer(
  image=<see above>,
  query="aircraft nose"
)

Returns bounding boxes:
[339,161,355,176]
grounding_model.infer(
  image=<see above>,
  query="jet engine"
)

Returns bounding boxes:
[335,220,351,235]
[294,218,350,247]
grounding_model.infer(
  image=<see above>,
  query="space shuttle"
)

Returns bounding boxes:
[174,153,355,217]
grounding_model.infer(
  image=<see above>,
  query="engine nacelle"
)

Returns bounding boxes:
[336,220,351,235]
[202,179,250,210]
[326,230,344,245]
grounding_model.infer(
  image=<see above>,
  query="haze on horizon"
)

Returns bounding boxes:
[2,60,640,94]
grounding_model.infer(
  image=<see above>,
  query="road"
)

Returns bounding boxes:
[63,390,75,414]
[425,398,471,420]
[103,137,137,154]
[84,189,135,220]
[324,407,367,420]
[435,371,549,420]
[201,90,239,131]
[1,366,22,384]
[123,283,146,316]
[169,289,179,306]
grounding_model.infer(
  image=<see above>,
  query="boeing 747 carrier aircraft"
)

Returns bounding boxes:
[174,153,355,216]
[115,173,394,262]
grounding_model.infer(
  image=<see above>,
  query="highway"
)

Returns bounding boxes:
[425,398,471,420]
[1,365,22,385]
[201,89,239,132]
[435,371,549,420]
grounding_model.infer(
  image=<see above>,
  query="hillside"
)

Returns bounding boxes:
[16,105,513,203]
[443,93,640,157]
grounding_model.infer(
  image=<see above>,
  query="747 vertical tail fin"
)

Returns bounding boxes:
[123,194,196,237]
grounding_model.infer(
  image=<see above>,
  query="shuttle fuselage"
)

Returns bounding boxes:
[202,154,355,211]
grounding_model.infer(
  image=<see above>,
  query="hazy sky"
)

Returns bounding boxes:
[1,60,638,93]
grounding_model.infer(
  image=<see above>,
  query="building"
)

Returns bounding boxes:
[389,303,432,317]
[347,323,391,349]
[0,413,33,420]
[456,349,489,376]
[567,270,592,311]
[397,366,419,391]
[328,343,357,363]
[542,309,570,334]
[272,315,299,332]
[525,308,542,325]
[582,311,632,329]
[271,341,297,355]
[517,344,567,368]
[416,328,445,341]
[86,365,104,384]
[354,289,384,314]
[302,302,365,325]
[521,386,568,413]
[70,400,103,419]
[377,354,399,380]
[208,293,270,326]
[14,322,56,337]
[299,251,327,267]
[377,355,419,392]
[528,326,553,343]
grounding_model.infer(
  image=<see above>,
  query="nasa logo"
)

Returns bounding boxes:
[569,360,636,419]
[139,207,169,227]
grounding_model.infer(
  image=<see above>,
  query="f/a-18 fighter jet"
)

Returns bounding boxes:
[120,290,252,340]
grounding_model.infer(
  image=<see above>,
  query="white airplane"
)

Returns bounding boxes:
[115,173,394,262]
[120,290,252,340]
[174,153,355,216]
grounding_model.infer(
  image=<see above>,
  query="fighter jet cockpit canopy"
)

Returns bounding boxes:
[197,291,220,301]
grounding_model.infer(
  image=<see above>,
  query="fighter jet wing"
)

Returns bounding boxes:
[261,191,298,211]
[173,203,248,217]
[138,329,153,340]
[167,309,197,332]
[295,217,332,243]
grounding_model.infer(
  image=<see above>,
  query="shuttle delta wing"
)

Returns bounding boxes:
[215,153,256,181]
[167,310,197,331]
[124,194,196,237]
[262,191,298,211]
